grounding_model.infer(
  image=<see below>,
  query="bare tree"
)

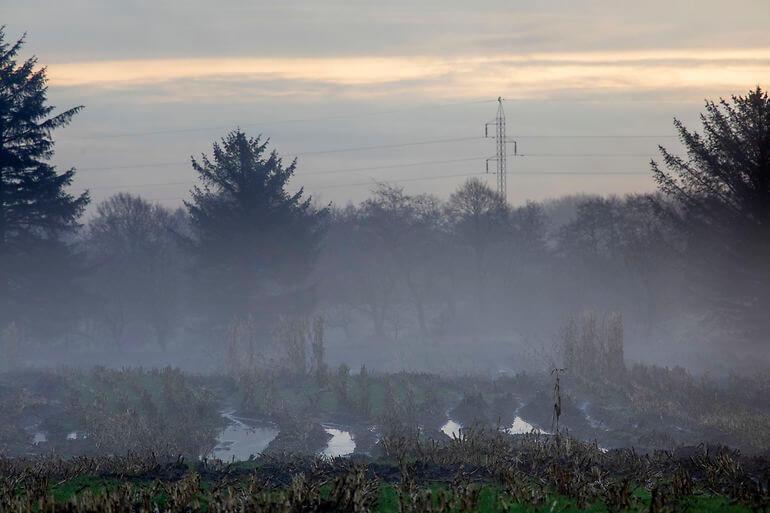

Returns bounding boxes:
[87,193,186,349]
[446,178,508,313]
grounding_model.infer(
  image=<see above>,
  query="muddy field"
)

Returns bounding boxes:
[2,363,769,463]
[1,365,770,511]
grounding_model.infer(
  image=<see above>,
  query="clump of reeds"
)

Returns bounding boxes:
[561,311,625,383]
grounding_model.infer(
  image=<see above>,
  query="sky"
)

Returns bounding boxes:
[4,0,770,211]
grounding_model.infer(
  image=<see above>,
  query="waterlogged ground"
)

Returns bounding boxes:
[441,415,548,441]
[215,413,545,461]
[506,416,542,435]
[211,412,279,461]
[3,366,770,459]
[440,419,462,438]
[322,425,356,457]
[2,367,769,511]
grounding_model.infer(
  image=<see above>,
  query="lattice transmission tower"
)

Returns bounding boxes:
[485,97,516,202]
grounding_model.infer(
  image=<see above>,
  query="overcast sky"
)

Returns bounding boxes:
[4,0,770,211]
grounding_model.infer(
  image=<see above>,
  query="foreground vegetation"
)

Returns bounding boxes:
[1,431,768,512]
[2,319,769,511]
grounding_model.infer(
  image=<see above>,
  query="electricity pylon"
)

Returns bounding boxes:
[485,97,516,202]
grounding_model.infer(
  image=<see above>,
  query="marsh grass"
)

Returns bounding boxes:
[0,367,224,458]
[0,435,767,512]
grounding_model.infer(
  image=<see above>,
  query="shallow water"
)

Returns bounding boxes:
[441,419,462,438]
[506,416,542,434]
[212,413,279,461]
[322,426,355,457]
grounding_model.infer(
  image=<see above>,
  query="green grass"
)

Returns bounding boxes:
[377,485,400,512]
[372,485,751,513]
[37,478,754,513]
[49,475,122,503]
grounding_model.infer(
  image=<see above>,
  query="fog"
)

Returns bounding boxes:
[3,140,767,375]
[1,7,770,503]
[2,79,769,376]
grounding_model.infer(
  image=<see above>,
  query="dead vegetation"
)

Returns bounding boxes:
[0,430,768,512]
[0,367,223,458]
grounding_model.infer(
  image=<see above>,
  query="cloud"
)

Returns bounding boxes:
[45,50,770,102]
[5,0,765,209]
[8,0,770,62]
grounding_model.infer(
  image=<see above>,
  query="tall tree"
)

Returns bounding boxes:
[501,201,550,326]
[87,193,187,349]
[0,29,88,331]
[317,205,404,339]
[186,130,327,329]
[652,87,770,338]
[360,185,445,336]
[446,178,508,313]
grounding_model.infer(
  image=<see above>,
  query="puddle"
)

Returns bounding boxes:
[322,426,355,457]
[441,419,462,438]
[506,416,545,435]
[212,412,279,461]
[33,432,47,444]
[66,431,81,440]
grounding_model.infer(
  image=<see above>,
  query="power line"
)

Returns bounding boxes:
[510,134,678,138]
[78,161,183,172]
[292,136,484,156]
[75,136,488,172]
[314,171,489,190]
[136,167,652,203]
[78,161,484,191]
[74,151,656,174]
[132,171,493,201]
[84,181,190,191]
[514,171,648,175]
[76,155,483,177]
[307,156,483,176]
[79,169,650,193]
[519,153,653,157]
[60,99,496,141]
[75,149,655,192]
[78,158,488,191]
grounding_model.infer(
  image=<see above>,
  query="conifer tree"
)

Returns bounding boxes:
[653,87,770,337]
[186,129,327,327]
[0,28,89,330]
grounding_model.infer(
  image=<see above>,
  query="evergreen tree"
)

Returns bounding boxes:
[652,87,770,338]
[186,129,327,328]
[0,29,89,331]
[653,87,770,233]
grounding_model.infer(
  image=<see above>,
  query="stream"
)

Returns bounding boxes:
[212,412,279,461]
[322,425,356,457]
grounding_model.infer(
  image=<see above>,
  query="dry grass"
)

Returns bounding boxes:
[0,431,767,512]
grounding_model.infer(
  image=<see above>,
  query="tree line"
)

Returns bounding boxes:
[1,28,768,364]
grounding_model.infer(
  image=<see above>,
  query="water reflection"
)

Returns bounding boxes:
[506,416,543,434]
[322,426,355,457]
[441,419,462,438]
[213,412,279,461]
